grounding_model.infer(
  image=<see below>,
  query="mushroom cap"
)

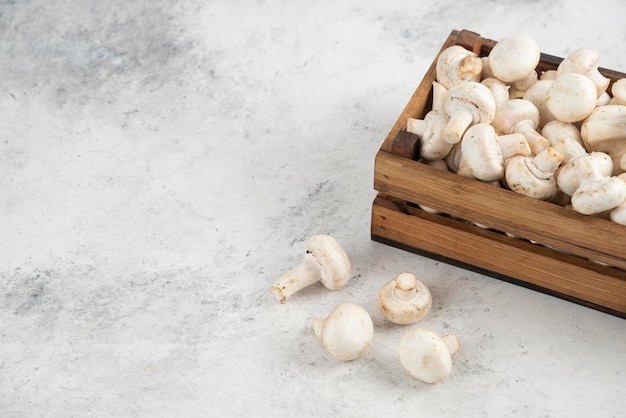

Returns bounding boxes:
[557,47,600,76]
[442,82,496,144]
[611,79,626,105]
[481,77,510,109]
[306,234,351,290]
[523,79,556,128]
[436,45,483,90]
[399,328,454,384]
[314,302,373,361]
[378,272,433,325]
[505,153,559,200]
[492,99,540,135]
[571,175,626,215]
[488,35,540,83]
[546,73,598,123]
[460,123,504,181]
[416,110,453,161]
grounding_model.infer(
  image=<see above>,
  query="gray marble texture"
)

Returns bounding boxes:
[1,0,625,416]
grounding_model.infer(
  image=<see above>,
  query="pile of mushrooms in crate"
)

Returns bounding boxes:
[410,34,626,223]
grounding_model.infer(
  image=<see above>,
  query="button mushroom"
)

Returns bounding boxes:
[312,302,374,361]
[270,234,351,304]
[481,77,510,110]
[442,81,496,144]
[556,152,614,196]
[399,327,460,384]
[505,147,564,200]
[546,73,598,123]
[435,45,483,90]
[570,157,626,215]
[486,34,540,85]
[609,78,626,105]
[541,120,587,164]
[491,98,550,155]
[378,272,432,325]
[523,79,557,128]
[580,104,626,175]
[407,110,452,161]
[460,123,505,182]
[556,47,610,98]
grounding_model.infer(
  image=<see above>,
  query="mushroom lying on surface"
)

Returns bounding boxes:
[378,272,432,325]
[270,234,351,304]
[442,81,496,144]
[505,147,564,200]
[312,302,374,361]
[435,45,483,90]
[399,327,460,384]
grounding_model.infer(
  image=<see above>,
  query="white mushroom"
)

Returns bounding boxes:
[407,110,452,161]
[491,99,550,155]
[481,77,510,109]
[546,73,598,123]
[557,47,610,98]
[378,272,432,325]
[398,327,460,384]
[505,147,564,200]
[580,104,626,175]
[312,302,374,361]
[270,235,351,304]
[556,152,614,196]
[442,81,496,144]
[541,120,587,164]
[431,81,449,112]
[570,157,626,215]
[610,79,626,105]
[460,123,505,181]
[486,34,540,84]
[523,79,557,128]
[435,45,483,90]
[610,174,626,224]
[509,70,538,99]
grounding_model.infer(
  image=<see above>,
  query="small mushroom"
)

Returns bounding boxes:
[399,327,460,384]
[270,234,351,304]
[486,34,540,84]
[460,123,505,182]
[541,120,587,164]
[609,79,626,105]
[523,79,557,128]
[580,104,626,175]
[378,272,432,325]
[491,99,550,155]
[481,77,510,109]
[557,47,610,98]
[435,45,483,90]
[570,157,626,215]
[407,110,452,161]
[505,147,564,200]
[442,81,496,144]
[312,302,373,361]
[546,73,598,123]
[556,152,614,196]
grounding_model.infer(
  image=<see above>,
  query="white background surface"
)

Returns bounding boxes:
[1,0,625,416]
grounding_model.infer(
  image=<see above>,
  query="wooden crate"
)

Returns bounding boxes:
[371,29,626,318]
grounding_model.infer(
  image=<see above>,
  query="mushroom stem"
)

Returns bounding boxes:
[444,109,475,144]
[270,259,321,304]
[514,122,550,155]
[442,334,460,356]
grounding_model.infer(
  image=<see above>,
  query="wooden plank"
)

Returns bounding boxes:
[371,196,626,317]
[374,150,626,269]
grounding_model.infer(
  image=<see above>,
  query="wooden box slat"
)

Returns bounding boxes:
[371,29,626,318]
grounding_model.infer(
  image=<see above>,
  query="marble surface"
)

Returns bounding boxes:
[1,0,625,416]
